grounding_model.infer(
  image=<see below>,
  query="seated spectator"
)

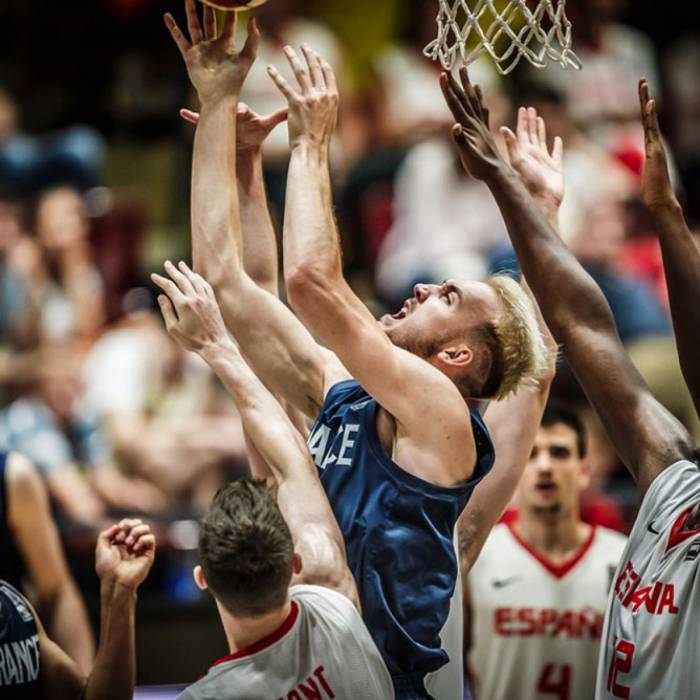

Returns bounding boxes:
[1,451,94,671]
[0,518,155,699]
[0,87,105,196]
[375,135,510,307]
[0,349,165,524]
[82,303,246,511]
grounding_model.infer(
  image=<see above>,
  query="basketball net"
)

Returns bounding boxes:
[424,0,582,75]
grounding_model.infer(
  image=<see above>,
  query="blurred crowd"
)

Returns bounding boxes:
[1,0,699,676]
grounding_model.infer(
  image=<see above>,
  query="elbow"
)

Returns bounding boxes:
[286,265,330,313]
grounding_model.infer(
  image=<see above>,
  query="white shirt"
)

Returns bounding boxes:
[177,585,393,699]
[469,522,627,700]
[595,460,700,700]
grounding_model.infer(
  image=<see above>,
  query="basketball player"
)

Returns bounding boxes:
[1,450,94,671]
[441,68,700,699]
[154,262,392,698]
[0,518,155,698]
[466,401,627,700]
[162,4,549,696]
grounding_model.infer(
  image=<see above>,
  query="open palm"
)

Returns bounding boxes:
[501,107,564,209]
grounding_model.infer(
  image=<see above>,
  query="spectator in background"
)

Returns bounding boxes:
[0,87,105,196]
[0,349,165,524]
[1,450,94,672]
[82,301,247,511]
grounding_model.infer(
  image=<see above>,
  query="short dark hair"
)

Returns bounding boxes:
[198,479,294,617]
[541,400,587,458]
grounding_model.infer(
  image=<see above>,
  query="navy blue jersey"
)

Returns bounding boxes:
[0,580,41,697]
[0,454,24,591]
[308,380,494,694]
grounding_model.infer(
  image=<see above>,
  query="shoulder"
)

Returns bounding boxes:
[5,452,43,495]
[290,584,360,627]
[638,460,700,526]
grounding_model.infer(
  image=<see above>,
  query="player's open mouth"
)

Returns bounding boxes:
[391,299,414,320]
[535,483,557,494]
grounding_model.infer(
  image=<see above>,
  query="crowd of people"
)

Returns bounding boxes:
[1,0,700,697]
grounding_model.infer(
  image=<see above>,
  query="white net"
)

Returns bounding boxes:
[424,0,582,75]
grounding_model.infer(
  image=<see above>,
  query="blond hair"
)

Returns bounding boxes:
[485,274,550,400]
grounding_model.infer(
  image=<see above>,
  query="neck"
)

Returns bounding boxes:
[515,506,590,562]
[218,598,292,654]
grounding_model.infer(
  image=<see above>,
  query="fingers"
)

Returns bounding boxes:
[164,259,196,296]
[132,533,156,554]
[321,57,337,94]
[222,8,237,42]
[537,115,547,148]
[184,0,204,44]
[164,13,192,57]
[474,84,490,128]
[516,106,529,146]
[458,66,485,122]
[284,45,311,94]
[203,3,216,40]
[180,108,200,124]
[301,44,324,89]
[240,17,260,63]
[500,126,519,164]
[124,523,151,547]
[440,73,471,125]
[267,65,298,102]
[151,272,186,306]
[178,260,207,295]
[157,294,178,332]
[261,107,289,130]
[552,136,564,167]
[527,107,539,147]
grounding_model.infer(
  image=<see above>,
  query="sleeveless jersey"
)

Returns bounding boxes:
[595,459,700,700]
[308,379,494,697]
[176,585,393,699]
[0,581,41,697]
[469,522,627,700]
[0,454,25,591]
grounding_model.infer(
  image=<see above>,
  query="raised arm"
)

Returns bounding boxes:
[268,46,476,486]
[638,78,700,417]
[155,263,358,606]
[441,69,693,495]
[39,520,155,700]
[164,1,343,418]
[458,110,559,570]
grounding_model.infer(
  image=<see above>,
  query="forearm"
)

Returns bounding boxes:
[284,143,342,283]
[44,581,94,674]
[83,581,137,700]
[191,96,242,283]
[201,341,307,482]
[237,148,279,294]
[487,166,615,337]
[651,200,700,411]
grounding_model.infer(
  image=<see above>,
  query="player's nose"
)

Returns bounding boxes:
[413,283,437,302]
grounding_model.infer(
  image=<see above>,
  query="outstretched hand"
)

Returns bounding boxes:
[164,0,258,103]
[440,67,505,181]
[267,44,339,151]
[639,78,676,210]
[95,519,156,591]
[151,261,230,354]
[501,107,564,212]
[180,102,288,153]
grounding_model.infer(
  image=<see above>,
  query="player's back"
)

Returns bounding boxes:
[469,523,627,700]
[596,459,700,700]
[176,584,393,700]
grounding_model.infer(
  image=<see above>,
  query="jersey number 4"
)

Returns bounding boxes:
[537,663,572,700]
[606,638,635,699]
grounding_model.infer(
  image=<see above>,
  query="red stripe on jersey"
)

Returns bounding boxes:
[506,521,596,579]
[210,601,299,667]
[666,506,700,552]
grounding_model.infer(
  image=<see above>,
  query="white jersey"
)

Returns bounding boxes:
[177,585,393,700]
[595,460,700,700]
[469,522,627,700]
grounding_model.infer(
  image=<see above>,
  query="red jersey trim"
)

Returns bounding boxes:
[666,506,700,552]
[210,601,299,668]
[506,521,596,580]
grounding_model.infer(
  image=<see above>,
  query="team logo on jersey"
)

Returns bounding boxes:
[684,537,700,562]
[0,586,33,623]
[492,575,520,589]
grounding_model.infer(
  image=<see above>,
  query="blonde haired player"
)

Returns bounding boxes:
[441,68,700,700]
[467,401,626,700]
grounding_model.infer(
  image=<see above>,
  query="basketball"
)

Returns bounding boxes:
[197,0,269,10]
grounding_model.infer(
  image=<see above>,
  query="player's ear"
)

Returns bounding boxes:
[436,343,474,369]
[193,565,208,591]
[292,553,303,576]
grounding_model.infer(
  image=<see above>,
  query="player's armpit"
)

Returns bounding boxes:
[287,274,477,486]
[562,324,693,496]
